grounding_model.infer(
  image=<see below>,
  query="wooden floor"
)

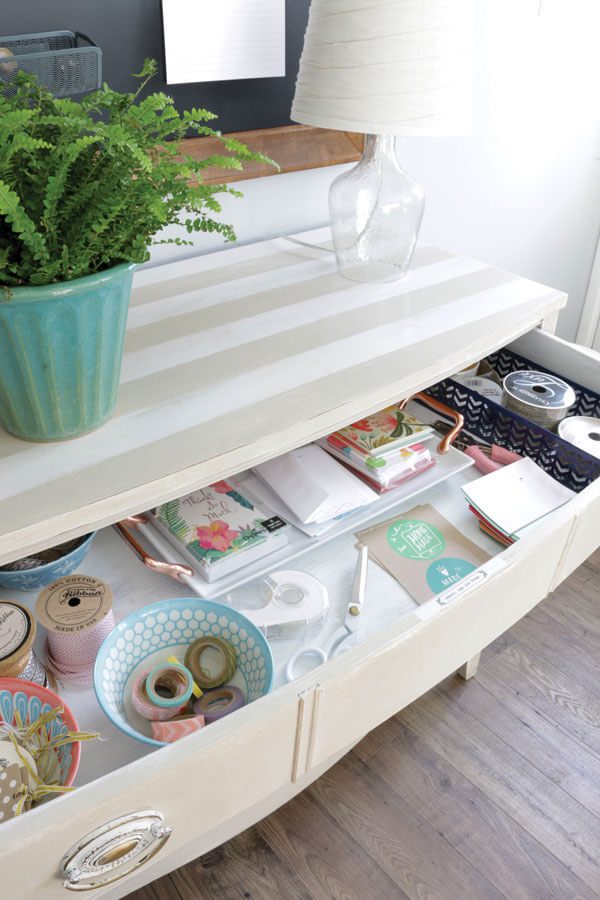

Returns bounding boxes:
[129,551,600,900]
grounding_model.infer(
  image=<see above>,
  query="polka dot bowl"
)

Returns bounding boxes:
[0,678,81,793]
[94,598,274,747]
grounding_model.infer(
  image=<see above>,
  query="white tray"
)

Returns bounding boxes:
[131,442,474,600]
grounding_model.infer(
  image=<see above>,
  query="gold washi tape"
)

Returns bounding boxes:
[184,636,237,689]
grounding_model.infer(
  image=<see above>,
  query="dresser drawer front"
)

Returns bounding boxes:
[306,504,576,769]
[0,694,304,898]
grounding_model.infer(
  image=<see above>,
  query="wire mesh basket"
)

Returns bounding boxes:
[0,31,101,98]
[427,347,600,493]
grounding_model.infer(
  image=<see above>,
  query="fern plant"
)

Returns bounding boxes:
[0,60,275,287]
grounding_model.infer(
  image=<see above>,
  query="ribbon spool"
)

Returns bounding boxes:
[184,636,237,689]
[193,686,245,724]
[558,416,600,461]
[503,370,575,431]
[0,601,46,686]
[36,576,115,686]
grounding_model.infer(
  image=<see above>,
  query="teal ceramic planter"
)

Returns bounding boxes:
[0,263,135,441]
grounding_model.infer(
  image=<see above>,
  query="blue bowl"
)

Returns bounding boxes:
[0,532,96,591]
[94,597,274,747]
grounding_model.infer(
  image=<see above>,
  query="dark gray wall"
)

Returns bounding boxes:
[0,0,310,131]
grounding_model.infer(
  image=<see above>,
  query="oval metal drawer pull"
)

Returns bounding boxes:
[60,810,172,891]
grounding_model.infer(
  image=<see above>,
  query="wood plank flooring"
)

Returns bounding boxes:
[129,550,600,900]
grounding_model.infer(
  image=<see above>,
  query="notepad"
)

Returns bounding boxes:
[162,0,286,85]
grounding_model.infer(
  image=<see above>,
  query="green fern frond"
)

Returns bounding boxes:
[158,501,190,542]
[0,179,48,264]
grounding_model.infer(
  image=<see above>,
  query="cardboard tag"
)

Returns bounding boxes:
[36,575,112,633]
[357,503,491,604]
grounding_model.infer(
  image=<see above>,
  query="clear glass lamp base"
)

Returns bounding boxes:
[329,135,425,283]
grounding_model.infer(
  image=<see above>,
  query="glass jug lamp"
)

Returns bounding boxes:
[291,0,473,283]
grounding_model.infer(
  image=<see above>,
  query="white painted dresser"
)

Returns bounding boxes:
[1,227,598,897]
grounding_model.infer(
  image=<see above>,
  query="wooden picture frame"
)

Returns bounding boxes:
[181,124,364,185]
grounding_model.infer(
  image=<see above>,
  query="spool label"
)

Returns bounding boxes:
[36,576,112,632]
[0,604,30,659]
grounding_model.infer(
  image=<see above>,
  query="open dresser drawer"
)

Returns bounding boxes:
[0,324,598,898]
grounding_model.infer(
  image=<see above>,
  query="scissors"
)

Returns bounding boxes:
[285,545,368,682]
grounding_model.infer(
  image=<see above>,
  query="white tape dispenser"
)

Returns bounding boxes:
[234,570,329,641]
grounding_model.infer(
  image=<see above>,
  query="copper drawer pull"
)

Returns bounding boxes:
[114,521,193,582]
[399,392,464,454]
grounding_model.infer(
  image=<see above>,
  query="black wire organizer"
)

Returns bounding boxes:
[0,31,101,98]
[427,346,600,493]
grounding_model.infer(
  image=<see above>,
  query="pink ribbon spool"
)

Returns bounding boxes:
[36,576,116,686]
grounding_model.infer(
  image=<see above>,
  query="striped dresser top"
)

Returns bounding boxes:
[0,227,566,563]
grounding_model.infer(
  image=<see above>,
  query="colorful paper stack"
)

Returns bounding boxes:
[461,457,574,546]
[319,405,436,492]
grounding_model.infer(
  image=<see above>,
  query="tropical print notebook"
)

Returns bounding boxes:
[326,407,433,458]
[155,480,288,578]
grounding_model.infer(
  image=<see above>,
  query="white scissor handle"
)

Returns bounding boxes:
[285,645,328,682]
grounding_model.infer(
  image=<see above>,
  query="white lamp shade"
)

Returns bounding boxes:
[291,0,473,136]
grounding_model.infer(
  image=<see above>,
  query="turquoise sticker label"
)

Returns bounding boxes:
[387,519,445,561]
[426,557,477,593]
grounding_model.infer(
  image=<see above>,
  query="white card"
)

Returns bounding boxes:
[162,0,286,85]
[461,457,574,538]
[254,445,378,525]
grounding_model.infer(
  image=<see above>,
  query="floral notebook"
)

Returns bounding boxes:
[153,480,289,581]
[326,407,433,458]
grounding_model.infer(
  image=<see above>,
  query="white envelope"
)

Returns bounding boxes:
[254,445,378,525]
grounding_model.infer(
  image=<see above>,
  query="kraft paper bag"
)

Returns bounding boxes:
[356,504,491,604]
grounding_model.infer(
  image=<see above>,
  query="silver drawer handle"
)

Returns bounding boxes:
[60,810,172,891]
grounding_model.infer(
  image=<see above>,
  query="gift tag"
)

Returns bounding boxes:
[0,760,25,822]
[0,739,37,821]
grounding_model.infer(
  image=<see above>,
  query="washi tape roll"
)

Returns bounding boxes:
[36,576,115,685]
[193,685,245,724]
[558,416,600,460]
[185,636,237,689]
[151,713,206,743]
[0,601,46,686]
[503,370,575,430]
[131,669,188,722]
[145,663,193,709]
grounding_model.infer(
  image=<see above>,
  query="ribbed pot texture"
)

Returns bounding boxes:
[0,263,135,442]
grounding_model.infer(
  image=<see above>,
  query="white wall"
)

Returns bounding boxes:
[150,0,600,342]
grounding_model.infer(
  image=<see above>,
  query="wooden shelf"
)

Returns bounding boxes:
[0,228,566,565]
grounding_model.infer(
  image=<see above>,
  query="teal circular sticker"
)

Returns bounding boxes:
[426,557,477,593]
[386,518,445,561]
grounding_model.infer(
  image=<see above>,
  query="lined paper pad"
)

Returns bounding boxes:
[162,0,285,84]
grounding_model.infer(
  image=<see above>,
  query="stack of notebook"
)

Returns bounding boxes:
[319,405,436,492]
[461,458,574,546]
[153,481,290,581]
